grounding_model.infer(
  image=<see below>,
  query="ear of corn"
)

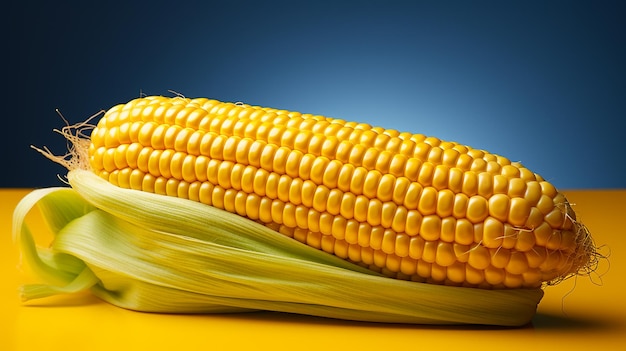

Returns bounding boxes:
[88,96,594,289]
[14,95,598,326]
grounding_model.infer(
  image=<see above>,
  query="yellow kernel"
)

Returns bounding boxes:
[260,143,278,172]
[163,125,182,149]
[264,172,279,199]
[501,164,521,178]
[113,144,129,169]
[477,172,493,198]
[306,209,321,233]
[431,165,449,190]
[382,230,396,254]
[488,193,510,222]
[375,150,393,174]
[470,158,487,172]
[545,229,562,251]
[158,150,175,178]
[173,127,193,153]
[524,181,543,206]
[486,161,501,173]
[490,248,510,269]
[252,169,269,197]
[285,149,303,179]
[503,273,524,288]
[376,174,396,202]
[370,227,385,251]
[322,160,342,189]
[309,156,330,184]
[217,161,233,189]
[515,229,536,252]
[381,202,397,229]
[493,174,508,194]
[418,162,435,186]
[466,265,485,285]
[409,236,425,259]
[362,147,380,169]
[367,199,383,227]
[142,173,157,193]
[404,158,421,181]
[392,177,411,205]
[508,178,527,198]
[349,167,368,195]
[271,200,285,224]
[234,137,252,164]
[339,192,356,219]
[483,217,504,249]
[293,130,312,153]
[466,195,488,223]
[279,175,294,203]
[506,251,529,275]
[169,152,186,180]
[405,210,422,236]
[484,266,506,286]
[462,172,478,196]
[544,208,565,229]
[526,247,547,268]
[508,197,531,226]
[436,189,455,218]
[391,206,408,233]
[312,185,330,213]
[400,256,418,276]
[403,182,423,210]
[540,181,558,198]
[389,154,408,178]
[536,194,555,215]
[326,188,343,216]
[533,222,553,247]
[166,178,181,197]
[295,205,309,230]
[454,218,474,246]
[357,222,372,247]
[448,167,464,193]
[245,193,261,220]
[270,147,289,175]
[354,195,369,223]
[446,262,466,284]
[363,170,382,199]
[468,245,490,270]
[455,154,473,171]
[420,215,441,241]
[331,216,347,240]
[431,263,447,282]
[234,191,247,216]
[454,243,470,263]
[128,169,145,190]
[348,144,367,165]
[421,241,438,263]
[417,186,437,215]
[440,217,456,243]
[247,140,266,168]
[452,193,468,219]
[335,140,353,163]
[435,242,456,267]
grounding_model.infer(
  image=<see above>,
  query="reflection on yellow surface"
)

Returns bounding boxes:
[1,189,624,350]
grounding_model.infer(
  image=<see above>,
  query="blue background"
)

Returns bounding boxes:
[5,0,625,189]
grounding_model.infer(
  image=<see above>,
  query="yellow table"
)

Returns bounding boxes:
[2,188,625,350]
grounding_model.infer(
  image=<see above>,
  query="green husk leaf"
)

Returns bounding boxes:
[13,169,544,326]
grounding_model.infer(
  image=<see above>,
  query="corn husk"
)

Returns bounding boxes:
[13,168,543,326]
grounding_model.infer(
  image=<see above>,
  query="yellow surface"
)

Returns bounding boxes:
[1,188,625,350]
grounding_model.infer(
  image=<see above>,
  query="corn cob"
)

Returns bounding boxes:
[86,95,594,289]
